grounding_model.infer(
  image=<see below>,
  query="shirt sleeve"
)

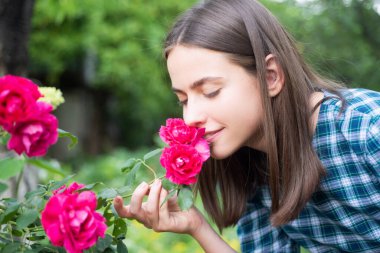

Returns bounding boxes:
[365,116,380,178]
[237,188,300,253]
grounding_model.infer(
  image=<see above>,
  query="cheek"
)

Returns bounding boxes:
[224,89,262,120]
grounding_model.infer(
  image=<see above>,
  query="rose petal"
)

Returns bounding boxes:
[194,139,210,162]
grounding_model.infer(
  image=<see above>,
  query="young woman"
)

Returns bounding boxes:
[114,0,380,252]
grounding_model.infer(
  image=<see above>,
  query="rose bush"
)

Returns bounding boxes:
[0,75,210,252]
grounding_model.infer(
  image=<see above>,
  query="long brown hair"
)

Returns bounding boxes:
[164,0,343,229]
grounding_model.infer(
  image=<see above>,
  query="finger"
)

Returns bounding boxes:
[167,193,180,212]
[157,187,169,219]
[129,181,149,217]
[113,196,133,218]
[145,179,162,225]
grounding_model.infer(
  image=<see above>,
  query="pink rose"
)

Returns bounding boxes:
[53,182,85,195]
[159,118,205,146]
[41,183,107,253]
[0,75,42,130]
[7,101,58,157]
[160,144,203,185]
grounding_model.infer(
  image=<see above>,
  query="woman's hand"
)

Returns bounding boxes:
[113,179,204,235]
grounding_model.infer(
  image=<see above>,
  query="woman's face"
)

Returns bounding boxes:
[167,45,265,159]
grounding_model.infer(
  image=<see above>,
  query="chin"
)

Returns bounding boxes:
[210,147,235,160]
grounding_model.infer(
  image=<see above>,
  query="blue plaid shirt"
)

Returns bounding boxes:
[237,88,380,252]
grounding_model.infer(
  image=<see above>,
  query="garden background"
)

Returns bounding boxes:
[0,0,379,252]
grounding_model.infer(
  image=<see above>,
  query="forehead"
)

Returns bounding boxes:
[167,45,233,87]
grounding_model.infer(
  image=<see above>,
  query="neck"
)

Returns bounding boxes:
[309,91,324,135]
[248,91,324,153]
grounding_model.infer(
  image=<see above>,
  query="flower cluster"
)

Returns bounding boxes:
[41,182,107,253]
[159,118,210,185]
[0,75,58,157]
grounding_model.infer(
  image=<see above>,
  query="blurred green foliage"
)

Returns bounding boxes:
[262,0,380,90]
[28,0,379,150]
[26,1,379,252]
[29,0,379,150]
[29,0,196,148]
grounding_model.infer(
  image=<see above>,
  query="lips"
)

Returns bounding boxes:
[204,129,223,142]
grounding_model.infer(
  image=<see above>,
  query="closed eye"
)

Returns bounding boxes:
[205,89,220,98]
[177,99,188,106]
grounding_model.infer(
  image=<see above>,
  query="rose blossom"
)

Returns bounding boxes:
[160,144,203,185]
[53,182,85,195]
[0,75,42,130]
[7,101,58,157]
[159,118,205,146]
[41,183,107,253]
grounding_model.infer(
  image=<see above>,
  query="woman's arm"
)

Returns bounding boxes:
[190,215,237,253]
[113,179,236,253]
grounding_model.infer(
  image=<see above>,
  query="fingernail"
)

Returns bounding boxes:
[154,179,161,186]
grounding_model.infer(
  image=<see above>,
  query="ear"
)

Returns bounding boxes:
[265,54,285,97]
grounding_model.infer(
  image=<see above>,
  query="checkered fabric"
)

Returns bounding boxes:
[237,88,380,252]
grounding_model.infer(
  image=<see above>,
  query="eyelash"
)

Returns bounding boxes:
[177,89,221,107]
[177,99,187,106]
[204,89,220,98]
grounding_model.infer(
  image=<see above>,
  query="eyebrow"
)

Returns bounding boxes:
[172,77,223,93]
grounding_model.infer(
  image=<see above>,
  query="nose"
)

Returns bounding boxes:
[183,100,206,127]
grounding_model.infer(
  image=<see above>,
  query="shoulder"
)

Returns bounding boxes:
[315,88,380,174]
[337,89,380,146]
[319,88,380,136]
[321,88,380,116]
[341,88,380,115]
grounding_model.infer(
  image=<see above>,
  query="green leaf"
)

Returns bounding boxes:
[160,189,177,208]
[11,229,23,237]
[124,162,141,186]
[26,235,46,241]
[24,187,47,199]
[96,234,113,251]
[103,206,115,227]
[50,174,75,191]
[96,197,107,210]
[16,209,39,229]
[143,148,162,161]
[58,128,78,149]
[121,158,136,173]
[113,218,127,238]
[27,159,65,177]
[24,195,45,210]
[98,188,118,199]
[0,130,10,145]
[0,157,25,180]
[161,178,176,191]
[80,182,102,191]
[3,199,20,215]
[116,185,132,195]
[0,182,8,194]
[116,240,128,253]
[177,186,193,210]
[0,242,21,253]
[110,203,120,219]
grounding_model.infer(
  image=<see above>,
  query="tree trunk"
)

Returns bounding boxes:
[0,0,36,199]
[0,0,35,76]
